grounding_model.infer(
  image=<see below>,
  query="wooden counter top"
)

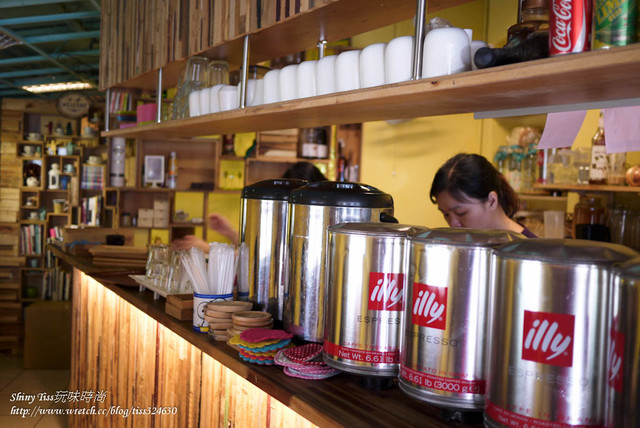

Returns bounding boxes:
[60,246,482,427]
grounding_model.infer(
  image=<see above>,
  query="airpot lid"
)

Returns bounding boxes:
[495,239,639,265]
[290,181,394,208]
[410,227,525,247]
[241,179,308,201]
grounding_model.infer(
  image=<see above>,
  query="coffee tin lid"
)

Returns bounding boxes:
[495,239,639,265]
[328,222,428,237]
[241,179,308,201]
[613,257,640,280]
[410,227,525,247]
[290,181,394,208]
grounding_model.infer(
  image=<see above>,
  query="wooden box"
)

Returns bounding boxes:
[138,208,154,228]
[0,223,20,257]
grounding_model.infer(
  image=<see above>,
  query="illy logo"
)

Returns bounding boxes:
[608,329,624,393]
[522,310,575,367]
[368,272,404,311]
[411,283,447,330]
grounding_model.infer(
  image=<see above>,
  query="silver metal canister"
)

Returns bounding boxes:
[399,228,524,411]
[239,179,308,320]
[284,182,396,343]
[605,257,640,427]
[485,239,638,428]
[323,223,427,377]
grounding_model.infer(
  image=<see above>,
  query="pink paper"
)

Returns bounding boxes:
[537,111,587,149]
[604,107,640,153]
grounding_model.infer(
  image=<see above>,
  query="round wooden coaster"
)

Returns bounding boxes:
[204,314,233,323]
[227,327,242,337]
[213,334,229,341]
[204,309,233,319]
[209,321,234,330]
[232,311,272,322]
[233,318,274,328]
[206,301,253,313]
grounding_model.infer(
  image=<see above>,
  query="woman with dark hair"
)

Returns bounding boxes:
[429,153,537,237]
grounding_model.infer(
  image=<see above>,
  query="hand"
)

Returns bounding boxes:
[171,235,209,252]
[207,213,238,246]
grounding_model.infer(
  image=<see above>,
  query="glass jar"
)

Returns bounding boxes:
[494,145,510,177]
[505,145,523,192]
[520,143,538,191]
[573,196,606,239]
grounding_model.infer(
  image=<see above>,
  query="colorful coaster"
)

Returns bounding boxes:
[236,339,291,353]
[240,328,293,343]
[283,343,323,363]
[239,347,279,358]
[240,354,274,365]
[229,334,284,348]
[283,366,340,380]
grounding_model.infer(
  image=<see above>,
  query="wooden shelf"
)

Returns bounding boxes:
[247,156,332,163]
[103,45,640,139]
[111,0,468,91]
[533,183,640,193]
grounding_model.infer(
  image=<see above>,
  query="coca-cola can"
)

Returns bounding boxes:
[550,0,593,55]
[323,223,426,377]
[485,239,638,428]
[398,228,523,410]
[605,258,640,428]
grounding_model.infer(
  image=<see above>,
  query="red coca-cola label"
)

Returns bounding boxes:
[411,283,447,330]
[550,0,592,55]
[608,329,624,393]
[522,310,575,367]
[368,272,404,311]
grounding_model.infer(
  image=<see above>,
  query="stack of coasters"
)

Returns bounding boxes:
[204,301,253,341]
[228,329,293,365]
[230,311,273,336]
[274,344,341,380]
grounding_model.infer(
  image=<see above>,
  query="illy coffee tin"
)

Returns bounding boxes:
[323,223,426,377]
[605,257,640,427]
[398,228,524,411]
[485,239,638,428]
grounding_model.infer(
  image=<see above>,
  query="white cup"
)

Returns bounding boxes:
[250,79,264,106]
[316,56,337,95]
[279,64,298,101]
[218,85,239,111]
[385,36,414,84]
[237,79,257,107]
[544,210,566,238]
[208,84,225,113]
[335,50,361,92]
[188,90,201,117]
[262,69,281,104]
[470,40,489,70]
[360,43,386,88]
[297,61,317,99]
[23,145,34,155]
[422,27,471,79]
[199,87,211,115]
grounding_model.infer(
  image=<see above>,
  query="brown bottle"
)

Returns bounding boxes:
[573,195,605,239]
[589,113,608,185]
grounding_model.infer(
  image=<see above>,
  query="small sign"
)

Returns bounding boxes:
[57,92,91,119]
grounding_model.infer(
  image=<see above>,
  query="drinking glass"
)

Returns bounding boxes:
[146,244,169,280]
[208,60,229,86]
[182,56,209,118]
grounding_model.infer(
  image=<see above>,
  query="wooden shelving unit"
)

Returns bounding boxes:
[534,183,640,194]
[103,45,640,139]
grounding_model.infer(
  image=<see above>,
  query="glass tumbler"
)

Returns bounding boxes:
[184,56,209,117]
[146,244,169,280]
[208,60,229,86]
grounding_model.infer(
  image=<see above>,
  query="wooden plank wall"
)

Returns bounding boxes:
[99,0,326,90]
[69,270,318,427]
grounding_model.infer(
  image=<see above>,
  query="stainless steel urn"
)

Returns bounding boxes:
[323,223,427,377]
[240,178,308,320]
[605,257,640,428]
[284,182,396,343]
[485,239,638,428]
[398,228,523,411]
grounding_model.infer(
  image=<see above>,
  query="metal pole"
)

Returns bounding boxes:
[105,88,110,132]
[411,0,427,80]
[318,40,327,59]
[156,68,163,123]
[240,34,250,109]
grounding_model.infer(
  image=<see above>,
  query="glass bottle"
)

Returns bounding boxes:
[507,0,550,42]
[520,143,538,191]
[337,139,348,181]
[167,151,178,189]
[573,195,605,238]
[589,113,608,184]
[494,146,509,177]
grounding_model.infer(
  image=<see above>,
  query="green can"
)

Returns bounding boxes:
[593,0,638,48]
